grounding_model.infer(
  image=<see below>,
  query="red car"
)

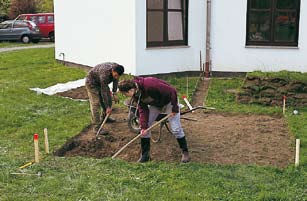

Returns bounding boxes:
[16,13,54,41]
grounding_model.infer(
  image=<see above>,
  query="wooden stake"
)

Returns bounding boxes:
[295,139,300,167]
[33,134,39,163]
[186,76,189,100]
[283,95,286,115]
[182,95,193,111]
[44,128,49,154]
[112,114,172,159]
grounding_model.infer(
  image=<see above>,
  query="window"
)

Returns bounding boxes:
[13,21,28,28]
[47,16,54,23]
[37,16,46,24]
[29,16,38,23]
[147,0,188,47]
[246,0,300,46]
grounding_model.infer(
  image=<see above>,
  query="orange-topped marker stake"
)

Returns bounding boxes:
[34,133,39,163]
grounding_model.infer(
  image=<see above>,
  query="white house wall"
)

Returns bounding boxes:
[211,0,307,73]
[54,0,137,74]
[135,0,206,75]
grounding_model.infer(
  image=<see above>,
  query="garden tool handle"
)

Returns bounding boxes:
[96,113,110,137]
[112,113,172,159]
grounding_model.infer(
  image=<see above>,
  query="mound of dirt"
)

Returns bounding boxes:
[55,80,294,168]
[56,86,88,100]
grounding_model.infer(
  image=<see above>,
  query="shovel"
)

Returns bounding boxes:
[96,113,110,137]
[112,113,172,159]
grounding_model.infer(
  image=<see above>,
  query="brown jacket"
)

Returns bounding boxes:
[85,62,119,108]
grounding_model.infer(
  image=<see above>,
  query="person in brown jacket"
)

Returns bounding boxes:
[85,62,124,135]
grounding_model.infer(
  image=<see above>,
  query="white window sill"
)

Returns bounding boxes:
[245,45,299,49]
[146,45,190,50]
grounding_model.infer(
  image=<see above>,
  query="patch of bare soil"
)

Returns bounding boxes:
[56,86,88,100]
[55,80,294,168]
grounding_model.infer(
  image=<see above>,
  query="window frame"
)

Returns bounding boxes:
[246,0,301,47]
[146,0,189,48]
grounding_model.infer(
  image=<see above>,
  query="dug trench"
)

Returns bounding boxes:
[55,80,294,168]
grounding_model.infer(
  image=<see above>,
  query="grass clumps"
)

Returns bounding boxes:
[248,70,307,82]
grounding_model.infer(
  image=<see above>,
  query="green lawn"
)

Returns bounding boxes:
[0,41,53,48]
[0,48,306,200]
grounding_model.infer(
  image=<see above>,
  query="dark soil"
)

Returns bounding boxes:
[56,86,88,100]
[55,79,294,168]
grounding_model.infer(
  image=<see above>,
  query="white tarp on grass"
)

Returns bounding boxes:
[30,78,86,95]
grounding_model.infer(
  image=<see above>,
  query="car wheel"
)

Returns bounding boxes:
[21,35,30,44]
[49,32,54,42]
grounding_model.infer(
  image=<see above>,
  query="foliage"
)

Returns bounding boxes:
[0,0,53,21]
[8,0,36,19]
[35,0,53,13]
[0,0,10,21]
[0,48,306,200]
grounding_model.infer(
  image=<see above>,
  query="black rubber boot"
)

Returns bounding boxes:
[137,138,150,163]
[177,136,190,163]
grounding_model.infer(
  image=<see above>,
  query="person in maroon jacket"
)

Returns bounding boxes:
[118,77,190,163]
[86,62,124,135]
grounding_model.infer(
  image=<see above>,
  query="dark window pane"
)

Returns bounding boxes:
[47,16,54,23]
[38,16,46,24]
[168,12,183,40]
[248,11,271,41]
[276,0,297,9]
[250,0,270,9]
[246,0,300,46]
[148,11,164,42]
[275,12,297,42]
[147,0,164,9]
[30,16,37,23]
[168,0,182,9]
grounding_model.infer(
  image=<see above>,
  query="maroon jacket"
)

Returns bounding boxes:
[133,77,179,129]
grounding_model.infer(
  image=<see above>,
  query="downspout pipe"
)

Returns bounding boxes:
[205,0,212,78]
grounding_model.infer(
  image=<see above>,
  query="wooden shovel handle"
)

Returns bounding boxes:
[96,113,110,137]
[112,113,172,159]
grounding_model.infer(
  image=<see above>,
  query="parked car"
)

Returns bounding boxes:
[0,20,41,43]
[16,13,54,41]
